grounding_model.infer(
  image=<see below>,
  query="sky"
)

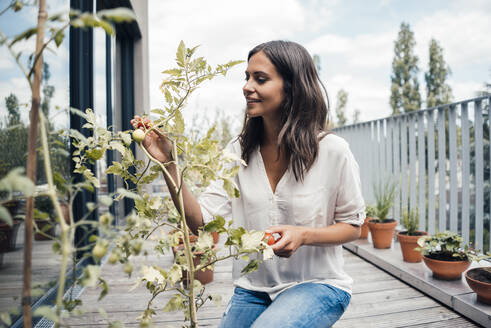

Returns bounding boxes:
[148,0,491,130]
[0,0,490,131]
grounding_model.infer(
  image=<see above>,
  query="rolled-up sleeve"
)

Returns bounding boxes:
[334,148,365,226]
[198,177,232,225]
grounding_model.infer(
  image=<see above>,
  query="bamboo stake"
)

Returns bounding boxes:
[22,0,47,325]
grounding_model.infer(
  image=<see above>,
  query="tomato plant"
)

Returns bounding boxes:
[132,129,145,143]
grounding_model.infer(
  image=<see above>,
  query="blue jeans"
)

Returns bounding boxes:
[218,283,351,328]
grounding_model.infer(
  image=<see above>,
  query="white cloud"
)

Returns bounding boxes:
[414,10,491,69]
[149,0,308,125]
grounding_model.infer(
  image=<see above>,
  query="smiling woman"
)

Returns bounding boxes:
[141,40,365,328]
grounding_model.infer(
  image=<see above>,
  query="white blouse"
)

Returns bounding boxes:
[198,133,365,299]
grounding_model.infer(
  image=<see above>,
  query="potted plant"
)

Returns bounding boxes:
[465,267,491,304]
[171,230,216,288]
[367,181,397,248]
[34,196,56,240]
[360,205,375,239]
[416,231,491,280]
[396,208,427,262]
[0,198,24,252]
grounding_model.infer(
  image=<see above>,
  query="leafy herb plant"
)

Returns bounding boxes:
[416,231,491,262]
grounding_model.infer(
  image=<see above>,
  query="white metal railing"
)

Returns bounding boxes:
[334,96,490,253]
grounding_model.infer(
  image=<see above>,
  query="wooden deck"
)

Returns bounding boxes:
[62,239,481,328]
[0,222,62,315]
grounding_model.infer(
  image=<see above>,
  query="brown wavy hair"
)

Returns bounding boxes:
[238,40,330,182]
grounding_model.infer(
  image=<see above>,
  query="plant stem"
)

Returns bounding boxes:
[171,141,198,327]
[40,112,70,327]
[22,0,46,325]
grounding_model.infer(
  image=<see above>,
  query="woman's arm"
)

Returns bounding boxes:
[132,116,204,234]
[162,162,204,234]
[267,223,361,258]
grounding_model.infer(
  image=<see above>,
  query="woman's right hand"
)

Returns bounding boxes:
[131,115,173,163]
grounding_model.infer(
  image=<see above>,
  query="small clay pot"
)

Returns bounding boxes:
[368,219,397,249]
[0,219,22,252]
[397,231,427,263]
[173,244,215,288]
[59,202,70,224]
[465,267,491,304]
[360,217,372,239]
[423,256,470,280]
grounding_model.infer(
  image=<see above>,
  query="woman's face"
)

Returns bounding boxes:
[243,51,284,121]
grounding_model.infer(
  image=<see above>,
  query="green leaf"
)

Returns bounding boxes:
[86,147,105,161]
[168,264,182,285]
[69,107,88,120]
[33,306,57,321]
[98,20,114,35]
[163,294,186,312]
[97,7,136,23]
[176,40,186,67]
[241,230,263,251]
[10,27,37,47]
[0,167,35,196]
[54,30,64,47]
[196,231,213,250]
[81,265,101,288]
[99,195,113,207]
[241,259,259,275]
[162,68,182,76]
[204,216,226,233]
[110,141,127,156]
[210,294,222,308]
[174,110,185,134]
[0,206,13,226]
[117,188,142,200]
[226,60,245,68]
[98,279,109,301]
[0,311,11,326]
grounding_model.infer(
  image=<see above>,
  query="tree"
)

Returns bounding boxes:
[352,109,361,124]
[425,39,453,107]
[335,89,348,126]
[6,93,20,126]
[41,62,55,118]
[390,22,421,114]
[313,54,321,74]
[476,68,491,97]
[0,94,28,178]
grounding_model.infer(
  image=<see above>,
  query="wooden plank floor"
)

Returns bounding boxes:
[0,222,62,314]
[63,239,482,328]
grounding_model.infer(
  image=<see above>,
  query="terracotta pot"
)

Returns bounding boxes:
[59,202,70,224]
[367,219,397,249]
[397,231,428,263]
[212,231,219,244]
[360,217,372,239]
[173,244,215,288]
[423,256,470,280]
[465,267,491,304]
[0,219,22,252]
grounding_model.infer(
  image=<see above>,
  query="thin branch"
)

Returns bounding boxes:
[0,29,32,89]
[27,22,69,80]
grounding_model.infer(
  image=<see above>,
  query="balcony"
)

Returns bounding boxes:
[2,96,490,327]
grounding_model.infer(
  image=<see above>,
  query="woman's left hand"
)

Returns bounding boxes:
[266,225,306,258]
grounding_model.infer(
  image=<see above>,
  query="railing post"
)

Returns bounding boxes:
[461,102,470,245]
[427,109,436,235]
[417,111,426,231]
[474,99,483,250]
